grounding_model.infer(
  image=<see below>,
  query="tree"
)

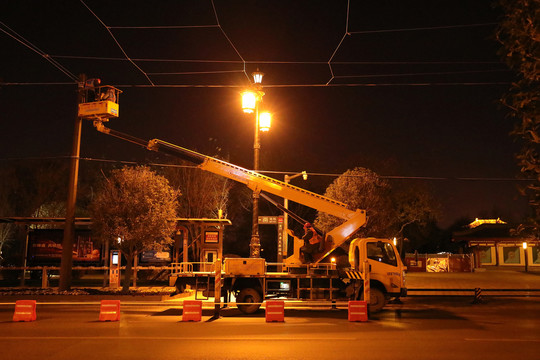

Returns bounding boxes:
[161,159,232,260]
[393,184,439,237]
[496,0,540,232]
[90,166,179,292]
[314,168,440,254]
[314,167,396,238]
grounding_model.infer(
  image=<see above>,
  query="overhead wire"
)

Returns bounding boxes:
[326,0,351,85]
[0,155,533,182]
[348,22,498,35]
[333,69,511,79]
[3,3,509,88]
[0,21,78,82]
[79,0,155,86]
[210,0,250,83]
[107,25,220,29]
[49,54,502,66]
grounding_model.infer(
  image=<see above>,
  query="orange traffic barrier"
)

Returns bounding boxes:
[13,300,37,322]
[348,300,368,322]
[265,300,285,322]
[99,300,121,321]
[182,300,202,322]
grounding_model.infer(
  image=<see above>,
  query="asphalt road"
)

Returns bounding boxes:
[0,296,539,360]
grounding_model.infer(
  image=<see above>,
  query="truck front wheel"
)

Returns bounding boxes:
[236,288,262,314]
[367,288,386,312]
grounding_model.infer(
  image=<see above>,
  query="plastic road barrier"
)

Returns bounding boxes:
[182,300,202,322]
[99,300,121,321]
[13,300,37,322]
[265,300,285,322]
[348,301,368,322]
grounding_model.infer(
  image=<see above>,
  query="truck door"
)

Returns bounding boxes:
[365,240,404,295]
[202,250,217,272]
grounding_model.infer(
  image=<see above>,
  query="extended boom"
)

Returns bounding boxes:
[94,121,366,263]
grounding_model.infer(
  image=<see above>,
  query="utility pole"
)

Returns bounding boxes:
[59,73,86,291]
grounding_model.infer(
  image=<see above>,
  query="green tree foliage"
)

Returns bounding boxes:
[314,167,395,238]
[496,0,540,234]
[90,166,179,292]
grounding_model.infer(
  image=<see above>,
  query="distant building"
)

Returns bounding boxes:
[453,218,540,268]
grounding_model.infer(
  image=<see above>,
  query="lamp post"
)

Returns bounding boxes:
[523,242,528,272]
[242,70,271,258]
[283,171,308,263]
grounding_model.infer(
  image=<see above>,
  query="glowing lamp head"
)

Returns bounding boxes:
[523,242,528,250]
[259,112,271,132]
[252,70,264,84]
[302,171,308,180]
[331,257,336,264]
[393,237,397,246]
[241,91,257,113]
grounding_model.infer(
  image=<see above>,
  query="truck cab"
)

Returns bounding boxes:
[348,238,407,309]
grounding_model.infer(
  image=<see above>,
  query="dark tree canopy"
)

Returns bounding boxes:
[90,166,179,292]
[314,167,395,238]
[496,0,540,235]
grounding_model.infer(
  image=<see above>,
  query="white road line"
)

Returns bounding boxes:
[0,336,358,341]
[465,338,540,342]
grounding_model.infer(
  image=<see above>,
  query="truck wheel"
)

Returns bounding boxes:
[237,288,262,314]
[368,288,386,312]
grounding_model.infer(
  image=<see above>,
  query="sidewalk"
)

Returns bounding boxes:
[406,268,540,296]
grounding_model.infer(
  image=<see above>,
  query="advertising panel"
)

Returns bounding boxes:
[28,229,100,264]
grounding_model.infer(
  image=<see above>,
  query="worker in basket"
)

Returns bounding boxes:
[300,222,323,263]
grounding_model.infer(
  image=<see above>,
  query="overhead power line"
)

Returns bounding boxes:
[108,25,220,29]
[1,81,511,87]
[0,21,78,82]
[50,54,502,65]
[210,0,250,83]
[348,22,498,35]
[0,156,533,183]
[79,0,154,85]
[326,0,351,85]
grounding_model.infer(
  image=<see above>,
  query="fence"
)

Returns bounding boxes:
[404,253,474,272]
[0,266,172,288]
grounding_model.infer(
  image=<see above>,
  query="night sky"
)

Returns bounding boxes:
[0,0,530,227]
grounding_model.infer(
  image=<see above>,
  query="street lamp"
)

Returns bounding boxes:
[242,70,271,258]
[282,171,308,264]
[523,242,528,272]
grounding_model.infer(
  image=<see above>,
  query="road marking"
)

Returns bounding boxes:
[465,338,540,342]
[0,336,358,341]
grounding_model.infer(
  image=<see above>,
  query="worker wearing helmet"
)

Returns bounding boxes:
[300,222,322,263]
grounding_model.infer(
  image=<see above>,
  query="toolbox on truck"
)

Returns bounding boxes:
[224,258,266,275]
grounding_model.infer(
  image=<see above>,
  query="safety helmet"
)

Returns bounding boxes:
[304,222,311,229]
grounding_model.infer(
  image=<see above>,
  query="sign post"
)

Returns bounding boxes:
[258,216,284,271]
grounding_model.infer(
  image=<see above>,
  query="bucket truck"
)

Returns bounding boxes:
[81,96,406,313]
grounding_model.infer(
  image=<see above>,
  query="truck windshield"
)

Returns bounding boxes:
[367,242,397,267]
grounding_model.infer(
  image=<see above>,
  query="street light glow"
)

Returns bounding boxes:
[242,91,256,113]
[523,242,527,250]
[252,70,264,84]
[259,112,271,132]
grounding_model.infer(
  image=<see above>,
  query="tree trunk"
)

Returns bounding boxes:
[123,251,133,293]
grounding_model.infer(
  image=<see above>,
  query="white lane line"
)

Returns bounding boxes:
[465,338,540,342]
[0,336,357,341]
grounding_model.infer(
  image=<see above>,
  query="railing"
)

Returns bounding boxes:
[170,262,215,275]
[0,265,172,288]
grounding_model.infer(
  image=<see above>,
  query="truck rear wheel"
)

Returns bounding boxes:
[237,288,262,314]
